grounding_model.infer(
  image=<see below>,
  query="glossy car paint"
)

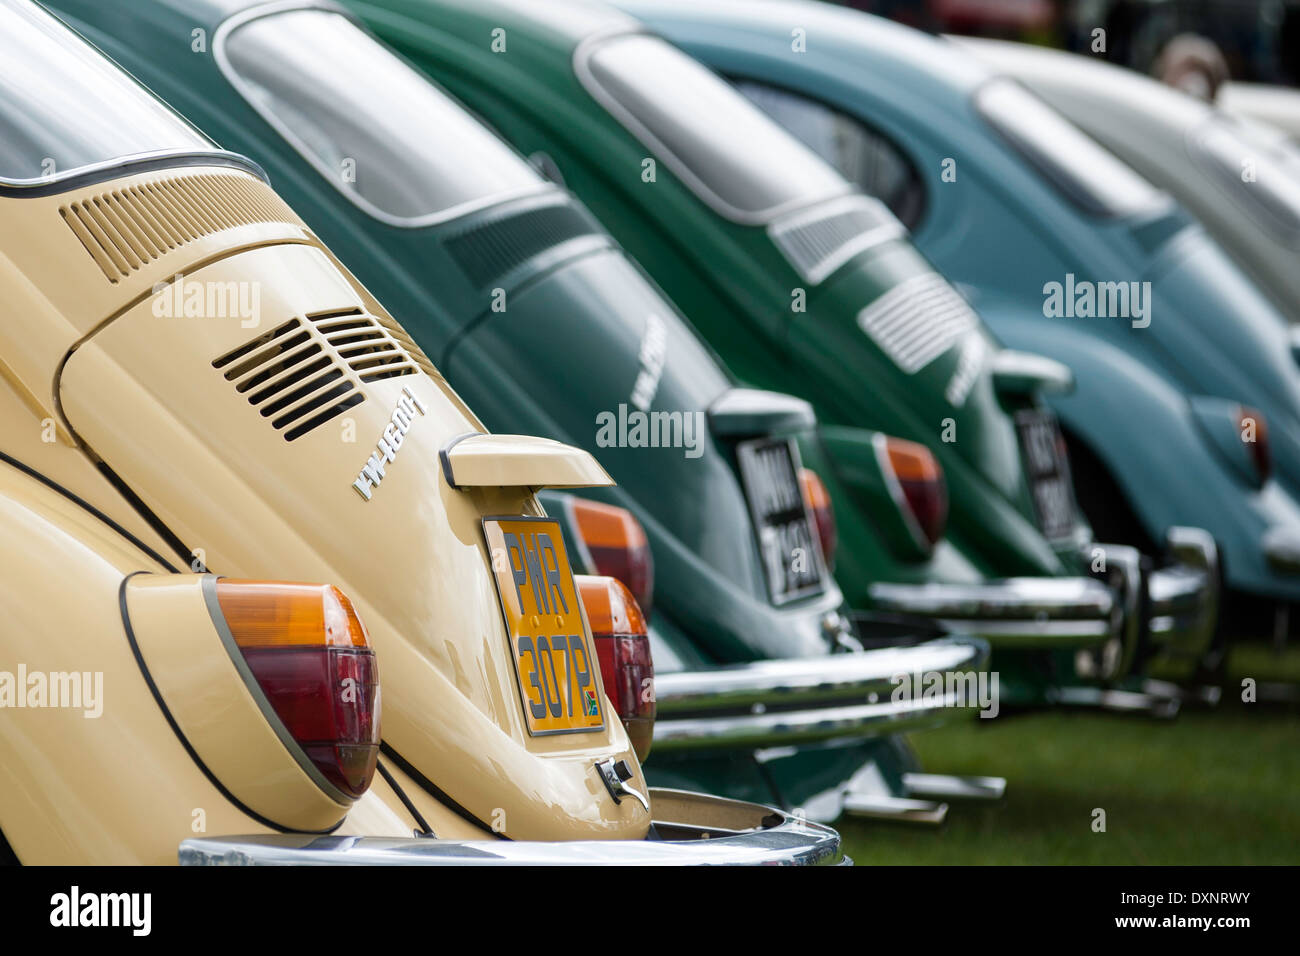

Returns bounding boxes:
[346,0,1229,698]
[623,0,1300,630]
[958,38,1300,328]
[0,0,695,861]
[44,0,996,816]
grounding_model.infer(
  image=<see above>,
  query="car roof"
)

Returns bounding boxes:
[616,0,994,101]
[426,0,639,49]
[953,36,1213,133]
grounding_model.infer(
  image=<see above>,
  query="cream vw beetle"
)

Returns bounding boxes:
[0,0,843,865]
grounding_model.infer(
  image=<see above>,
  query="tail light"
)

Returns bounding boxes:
[215,580,380,800]
[798,467,837,571]
[1238,406,1271,484]
[577,575,655,762]
[567,497,654,620]
[877,434,948,551]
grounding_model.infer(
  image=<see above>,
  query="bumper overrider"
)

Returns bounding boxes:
[179,790,846,865]
[865,527,1219,683]
[651,636,989,752]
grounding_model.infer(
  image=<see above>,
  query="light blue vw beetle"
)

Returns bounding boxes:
[620,0,1300,650]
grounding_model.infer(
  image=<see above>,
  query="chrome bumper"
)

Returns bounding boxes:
[866,577,1118,646]
[865,527,1219,682]
[1142,527,1219,675]
[178,789,846,866]
[651,636,988,753]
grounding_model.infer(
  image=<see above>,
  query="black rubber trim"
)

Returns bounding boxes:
[117,572,343,836]
[93,461,194,569]
[376,760,434,837]
[0,824,18,866]
[0,450,178,573]
[0,152,268,199]
[438,431,480,490]
[380,742,508,839]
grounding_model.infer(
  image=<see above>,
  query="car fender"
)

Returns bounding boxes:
[989,304,1300,598]
[0,462,284,863]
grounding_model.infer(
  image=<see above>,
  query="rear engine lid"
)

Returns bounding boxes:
[56,236,647,840]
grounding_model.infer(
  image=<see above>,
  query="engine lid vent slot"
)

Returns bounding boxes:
[59,172,300,283]
[212,308,426,442]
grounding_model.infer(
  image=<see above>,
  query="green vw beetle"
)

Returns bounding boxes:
[49,0,1023,821]
[350,0,1220,706]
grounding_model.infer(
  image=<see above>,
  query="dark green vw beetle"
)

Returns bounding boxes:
[348,0,1221,705]
[49,0,1013,820]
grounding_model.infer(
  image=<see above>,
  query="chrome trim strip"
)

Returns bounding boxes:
[0,151,268,197]
[179,790,844,865]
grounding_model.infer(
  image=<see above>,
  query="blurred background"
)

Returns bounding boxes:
[819,0,1300,863]
[839,0,1300,94]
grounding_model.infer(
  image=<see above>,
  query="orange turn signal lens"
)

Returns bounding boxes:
[215,580,371,649]
[798,467,837,571]
[568,497,655,620]
[879,436,948,551]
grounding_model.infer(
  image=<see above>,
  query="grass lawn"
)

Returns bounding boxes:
[838,698,1300,865]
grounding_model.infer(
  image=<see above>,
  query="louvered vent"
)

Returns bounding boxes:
[769,195,904,285]
[443,200,598,288]
[212,307,423,442]
[60,172,299,282]
[308,309,422,383]
[856,273,978,375]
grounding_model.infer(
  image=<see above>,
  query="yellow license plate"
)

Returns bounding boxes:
[483,516,604,736]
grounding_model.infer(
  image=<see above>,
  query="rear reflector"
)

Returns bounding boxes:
[567,497,655,620]
[798,467,837,571]
[216,580,380,800]
[577,575,655,762]
[877,435,948,551]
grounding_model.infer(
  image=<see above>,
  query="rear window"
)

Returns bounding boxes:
[975,79,1165,219]
[736,80,926,231]
[219,9,547,225]
[1194,118,1300,239]
[577,33,850,223]
[0,0,213,186]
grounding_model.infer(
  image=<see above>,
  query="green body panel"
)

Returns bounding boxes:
[43,0,1000,809]
[354,0,1086,609]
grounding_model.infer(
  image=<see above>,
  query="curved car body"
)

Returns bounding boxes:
[351,0,1218,698]
[0,0,842,864]
[625,0,1300,644]
[956,38,1300,329]
[44,0,1003,822]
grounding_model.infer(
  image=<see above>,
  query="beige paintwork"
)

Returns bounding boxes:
[0,163,648,863]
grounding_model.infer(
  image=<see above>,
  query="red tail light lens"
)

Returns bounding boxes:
[878,435,948,551]
[798,467,837,571]
[1238,406,1271,484]
[567,497,655,620]
[216,580,380,800]
[577,575,655,762]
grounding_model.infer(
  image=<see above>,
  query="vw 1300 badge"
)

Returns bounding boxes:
[352,385,427,500]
